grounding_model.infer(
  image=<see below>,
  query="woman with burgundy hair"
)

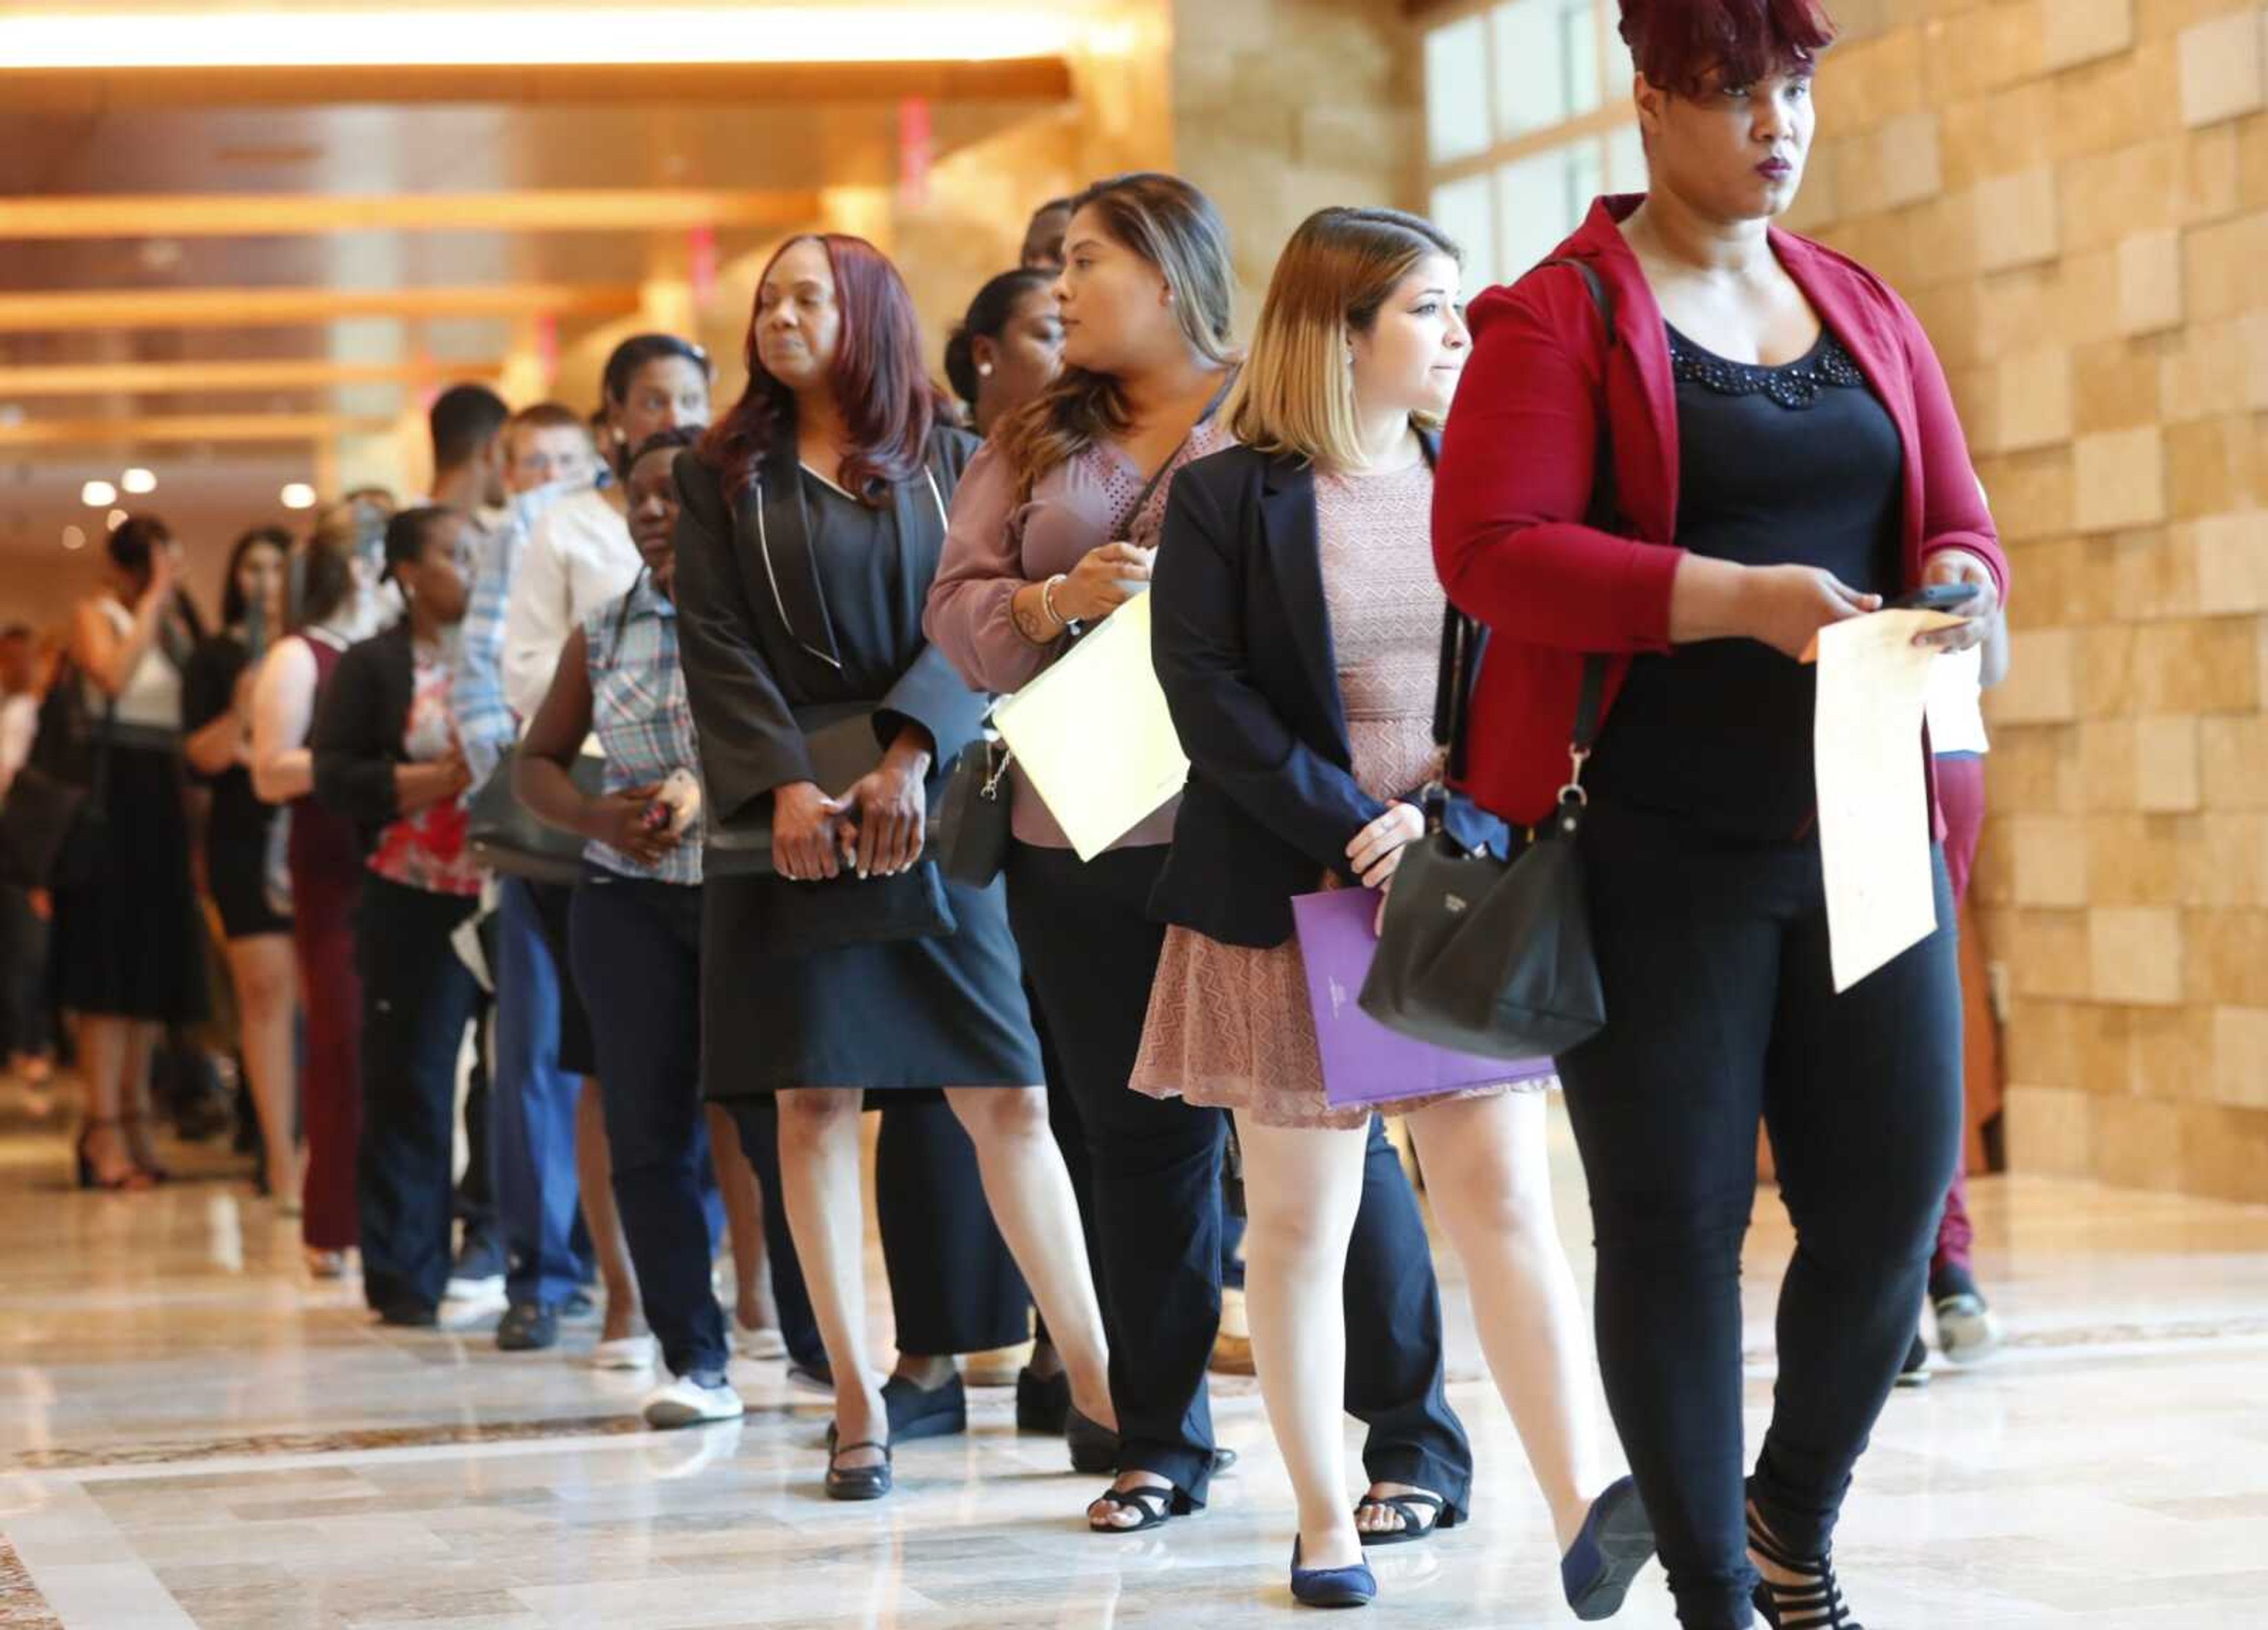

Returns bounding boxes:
[1433,2,2008,1626]
[672,232,1113,1499]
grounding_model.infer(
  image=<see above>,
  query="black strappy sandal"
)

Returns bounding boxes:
[1748,1501,1864,1628]
[823,1424,892,1502]
[1355,1489,1456,1547]
[1087,1481,1182,1534]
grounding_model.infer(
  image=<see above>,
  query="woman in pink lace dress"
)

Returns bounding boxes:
[1138,208,1648,1615]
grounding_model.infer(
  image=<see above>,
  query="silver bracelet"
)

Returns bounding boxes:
[1039,573,1072,633]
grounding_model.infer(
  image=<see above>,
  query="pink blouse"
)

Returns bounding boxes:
[926,419,1234,850]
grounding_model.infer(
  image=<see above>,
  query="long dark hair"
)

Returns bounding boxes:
[944,268,1055,409]
[995,173,1236,497]
[696,233,949,507]
[219,525,293,628]
[106,514,207,642]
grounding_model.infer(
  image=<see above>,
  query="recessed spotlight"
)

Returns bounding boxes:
[82,479,118,506]
[106,507,129,530]
[120,467,157,494]
[280,482,317,510]
[61,524,86,550]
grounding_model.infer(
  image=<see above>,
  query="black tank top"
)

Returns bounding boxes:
[1584,322,1904,839]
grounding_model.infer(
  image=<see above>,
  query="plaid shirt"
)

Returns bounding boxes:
[584,573,702,886]
[450,479,584,791]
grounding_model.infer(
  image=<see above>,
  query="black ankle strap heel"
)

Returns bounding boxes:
[1747,1504,1863,1629]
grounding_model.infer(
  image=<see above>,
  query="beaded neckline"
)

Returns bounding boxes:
[1665,324,1868,410]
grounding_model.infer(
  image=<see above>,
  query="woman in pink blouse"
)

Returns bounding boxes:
[926,173,1473,1540]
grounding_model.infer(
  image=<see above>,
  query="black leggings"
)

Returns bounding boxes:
[1555,804,1962,1630]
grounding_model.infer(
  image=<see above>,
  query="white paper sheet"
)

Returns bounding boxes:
[992,591,1189,861]
[1924,644,1990,755]
[1813,610,1963,993]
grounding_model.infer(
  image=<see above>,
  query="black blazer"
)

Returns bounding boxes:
[672,429,989,828]
[310,618,415,853]
[1148,436,1505,949]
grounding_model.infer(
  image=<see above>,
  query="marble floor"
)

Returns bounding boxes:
[3,1080,2266,1630]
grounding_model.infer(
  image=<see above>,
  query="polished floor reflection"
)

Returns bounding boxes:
[3,1078,2266,1629]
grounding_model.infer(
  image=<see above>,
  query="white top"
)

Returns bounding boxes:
[0,693,36,797]
[500,485,638,724]
[86,597,183,731]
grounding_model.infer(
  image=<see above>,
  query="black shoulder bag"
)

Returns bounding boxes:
[1356,259,1618,1062]
[0,661,113,891]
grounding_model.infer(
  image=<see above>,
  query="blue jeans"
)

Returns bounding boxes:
[491,876,592,1307]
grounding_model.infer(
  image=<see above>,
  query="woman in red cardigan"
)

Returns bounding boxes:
[1433,4,2008,1628]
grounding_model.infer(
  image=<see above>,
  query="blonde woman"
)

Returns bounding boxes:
[1138,207,1650,1613]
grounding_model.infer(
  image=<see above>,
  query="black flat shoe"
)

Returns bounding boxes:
[1561,1475,1656,1620]
[823,1424,892,1501]
[881,1373,967,1442]
[1016,1365,1072,1435]
[1065,1405,1117,1474]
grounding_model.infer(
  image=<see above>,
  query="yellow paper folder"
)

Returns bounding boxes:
[992,591,1189,861]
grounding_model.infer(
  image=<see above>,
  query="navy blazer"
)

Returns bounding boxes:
[1148,435,1505,950]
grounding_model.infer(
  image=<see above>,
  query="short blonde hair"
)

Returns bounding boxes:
[1226,207,1462,474]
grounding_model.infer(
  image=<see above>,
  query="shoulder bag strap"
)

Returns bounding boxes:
[1435,257,1619,808]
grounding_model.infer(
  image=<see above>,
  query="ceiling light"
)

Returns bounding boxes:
[120,467,157,494]
[280,483,317,510]
[0,9,1076,67]
[61,524,86,550]
[106,508,129,531]
[81,478,117,506]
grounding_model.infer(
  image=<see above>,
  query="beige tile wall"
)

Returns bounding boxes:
[1800,0,2268,1200]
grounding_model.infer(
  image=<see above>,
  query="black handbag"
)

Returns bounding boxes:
[933,735,1012,888]
[703,703,912,878]
[0,665,111,889]
[465,746,608,885]
[1355,253,1619,1062]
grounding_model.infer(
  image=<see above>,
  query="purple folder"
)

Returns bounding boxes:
[1292,888,1555,1108]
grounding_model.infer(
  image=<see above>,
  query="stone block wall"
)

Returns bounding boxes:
[1791,0,2268,1200]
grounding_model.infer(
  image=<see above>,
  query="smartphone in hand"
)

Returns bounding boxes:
[1888,583,1982,613]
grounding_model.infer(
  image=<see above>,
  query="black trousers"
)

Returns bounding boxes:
[1006,841,1471,1510]
[1555,805,1963,1630]
[876,1100,1029,1355]
[354,875,481,1315]
[570,872,730,1379]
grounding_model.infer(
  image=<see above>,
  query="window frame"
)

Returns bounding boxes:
[1416,0,1641,288]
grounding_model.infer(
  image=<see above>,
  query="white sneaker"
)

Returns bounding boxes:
[643,1374,745,1429]
[732,1323,788,1361]
[1934,1292,2003,1364]
[589,1335,659,1372]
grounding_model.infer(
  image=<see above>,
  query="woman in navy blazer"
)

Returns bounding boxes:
[1136,207,1650,1618]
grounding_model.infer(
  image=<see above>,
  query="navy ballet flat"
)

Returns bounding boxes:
[1291,1538,1376,1609]
[1561,1475,1657,1621]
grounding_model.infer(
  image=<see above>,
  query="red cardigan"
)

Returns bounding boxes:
[1433,195,2009,827]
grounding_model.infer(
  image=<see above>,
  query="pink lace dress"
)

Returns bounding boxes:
[1130,461,1547,1130]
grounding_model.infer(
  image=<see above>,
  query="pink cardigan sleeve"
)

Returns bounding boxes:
[1432,275,1684,655]
[923,439,1059,695]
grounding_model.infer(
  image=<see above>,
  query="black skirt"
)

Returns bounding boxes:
[701,869,1042,1096]
[50,742,211,1024]
[207,817,290,940]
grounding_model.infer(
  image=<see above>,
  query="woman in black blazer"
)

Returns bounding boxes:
[672,232,1112,1500]
[311,506,482,1326]
[1140,208,1648,1615]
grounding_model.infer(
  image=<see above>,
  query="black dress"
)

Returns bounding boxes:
[184,633,291,940]
[674,434,1044,1095]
